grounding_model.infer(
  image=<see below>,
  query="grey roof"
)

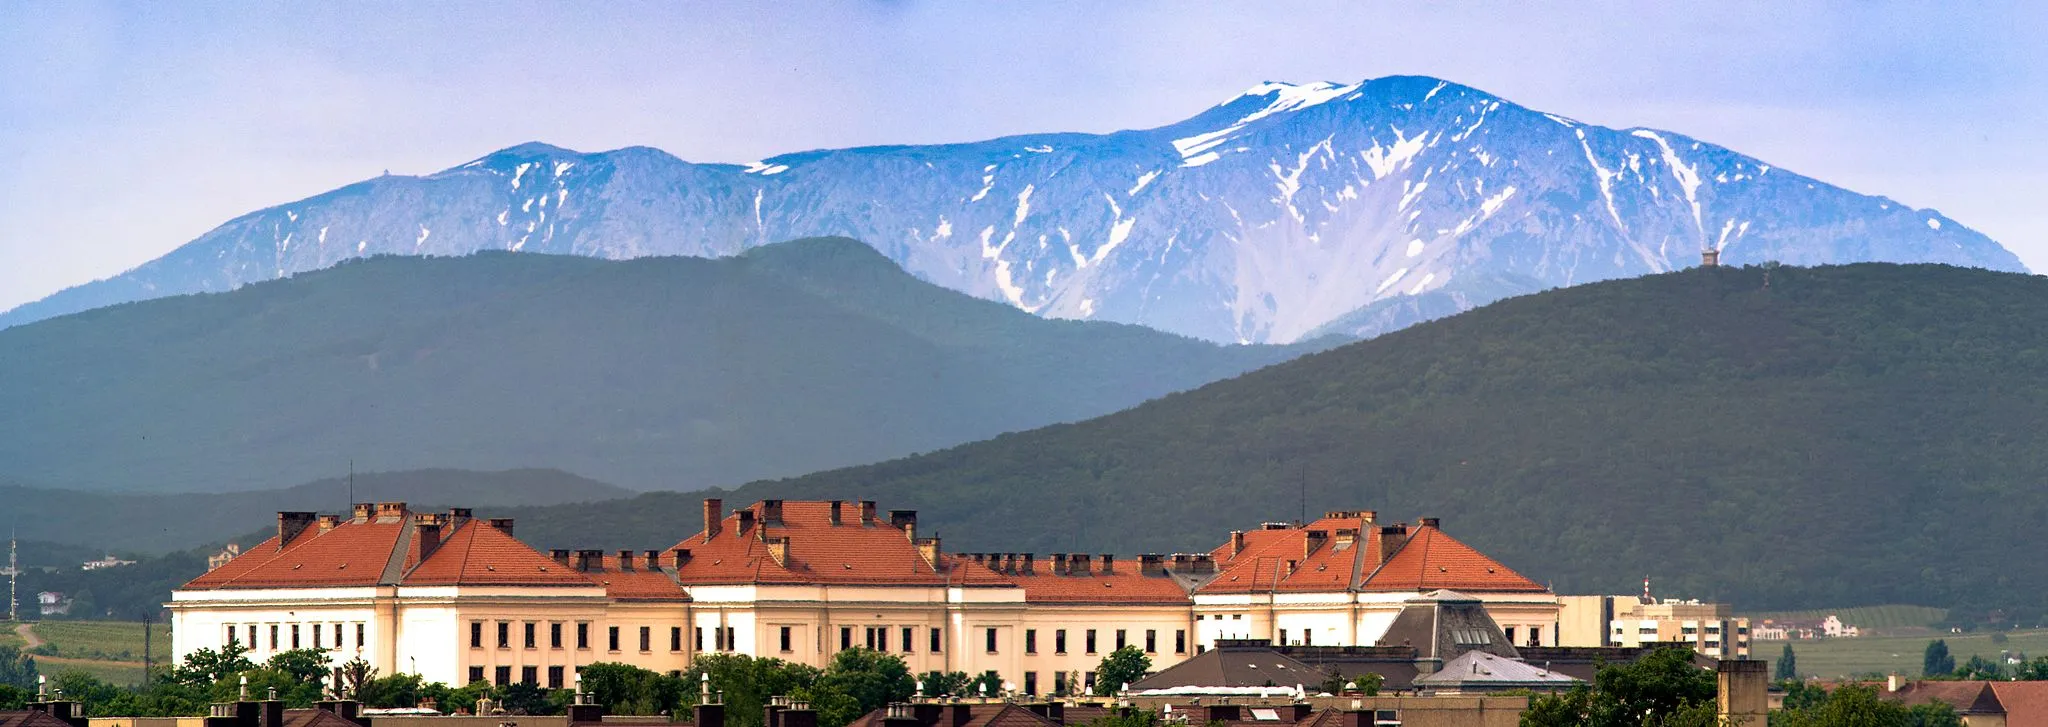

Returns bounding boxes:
[1131,641,1331,691]
[1374,589,1520,662]
[1413,651,1581,690]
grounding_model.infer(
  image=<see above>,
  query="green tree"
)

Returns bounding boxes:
[1774,683,1961,727]
[915,671,970,697]
[497,682,561,715]
[2015,656,2048,681]
[582,662,689,717]
[1777,644,1798,680]
[0,684,29,710]
[1350,672,1384,696]
[812,648,914,727]
[1924,640,1955,677]
[356,672,429,709]
[965,670,1002,697]
[0,644,37,690]
[1520,647,1713,727]
[170,642,254,687]
[1093,646,1150,696]
[1954,655,2002,680]
[335,658,377,700]
[264,649,332,686]
[684,654,823,727]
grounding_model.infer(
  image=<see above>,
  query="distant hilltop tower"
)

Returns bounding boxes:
[1701,247,1721,267]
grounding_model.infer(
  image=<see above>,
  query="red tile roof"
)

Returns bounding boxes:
[1360,525,1545,593]
[587,554,689,601]
[1991,682,2048,727]
[402,520,595,587]
[670,501,955,586]
[184,521,408,589]
[183,505,604,591]
[971,563,1192,604]
[1197,516,1545,595]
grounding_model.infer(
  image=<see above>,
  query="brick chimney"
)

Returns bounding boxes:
[1171,553,1191,573]
[487,518,514,537]
[645,550,663,569]
[1335,528,1358,549]
[350,503,375,522]
[736,509,756,537]
[1718,659,1768,727]
[766,537,790,567]
[1230,530,1246,556]
[829,500,844,525]
[889,510,917,540]
[859,500,878,525]
[550,549,571,566]
[914,538,940,569]
[1378,525,1410,565]
[412,514,445,561]
[575,549,604,572]
[373,502,408,521]
[447,507,473,526]
[277,512,317,549]
[1139,554,1164,575]
[1193,554,1216,573]
[1099,554,1115,574]
[618,550,636,570]
[316,515,341,533]
[762,499,784,524]
[703,498,724,539]
[672,548,692,570]
[1071,554,1091,574]
[1051,553,1068,575]
[1021,553,1035,575]
[1305,530,1329,557]
[1420,517,1441,529]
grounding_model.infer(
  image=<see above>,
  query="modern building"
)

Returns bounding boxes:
[171,500,1560,694]
[1555,595,1749,658]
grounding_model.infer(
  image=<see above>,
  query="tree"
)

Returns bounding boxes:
[1777,644,1798,680]
[0,644,37,690]
[812,648,914,727]
[170,642,254,688]
[336,659,377,700]
[1774,683,1961,727]
[1954,655,2002,680]
[684,654,823,727]
[1924,640,1955,677]
[0,684,29,710]
[265,649,332,686]
[915,671,970,697]
[966,671,1002,697]
[1520,647,1714,727]
[1350,673,1383,697]
[497,682,561,715]
[1093,646,1150,696]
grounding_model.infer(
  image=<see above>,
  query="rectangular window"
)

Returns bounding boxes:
[780,626,793,653]
[1304,630,1313,646]
[313,624,323,648]
[1280,628,1289,645]
[356,623,364,649]
[227,625,238,647]
[1115,629,1127,650]
[841,627,853,651]
[291,624,301,649]
[468,666,485,685]
[985,627,998,653]
[551,622,563,649]
[724,627,735,652]
[930,628,942,653]
[639,626,651,652]
[608,626,620,652]
[1374,710,1400,727]
[1054,672,1068,697]
[577,622,590,650]
[494,666,511,687]
[1085,629,1097,654]
[472,621,485,648]
[1145,629,1157,654]
[878,627,888,653]
[866,627,878,650]
[1084,672,1096,691]
[334,624,344,648]
[1025,629,1038,654]
[525,622,537,649]
[547,666,564,689]
[521,666,537,685]
[1175,630,1186,654]
[902,627,914,653]
[1504,627,1516,644]
[1024,671,1038,696]
[1530,627,1542,645]
[1056,629,1067,654]
[671,627,683,652]
[497,622,510,649]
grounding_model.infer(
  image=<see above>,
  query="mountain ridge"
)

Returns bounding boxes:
[3,75,2019,341]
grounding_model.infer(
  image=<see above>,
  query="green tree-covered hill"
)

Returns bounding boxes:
[0,237,1311,494]
[500,263,2048,612]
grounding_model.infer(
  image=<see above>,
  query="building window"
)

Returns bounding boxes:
[1530,627,1542,645]
[697,627,706,652]
[1115,629,1127,650]
[1024,671,1038,696]
[525,622,537,649]
[1025,629,1038,654]
[468,666,485,685]
[313,624,323,648]
[1504,627,1516,644]
[639,626,652,652]
[1054,671,1068,697]
[985,627,999,654]
[227,625,238,647]
[902,627,914,653]
[841,627,853,651]
[1280,628,1289,645]
[1175,630,1186,654]
[548,666,564,689]
[780,626,793,653]
[1083,672,1096,691]
[865,627,878,650]
[356,623,365,649]
[551,622,563,649]
[1056,629,1067,654]
[724,627,735,652]
[878,627,889,652]
[577,622,590,650]
[334,624,344,648]
[1304,630,1313,646]
[930,628,942,653]
[1085,629,1097,655]
[497,622,510,649]
[291,625,301,649]
[608,626,620,652]
[1373,710,1400,727]
[495,666,511,686]
[1145,630,1157,654]
[521,666,537,685]
[671,627,683,652]
[471,622,484,648]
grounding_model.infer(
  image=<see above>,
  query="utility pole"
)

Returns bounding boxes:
[142,613,153,683]
[8,528,17,623]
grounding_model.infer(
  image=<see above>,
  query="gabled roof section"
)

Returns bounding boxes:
[1893,681,2006,716]
[669,500,953,586]
[1130,640,1327,691]
[1360,524,1547,593]
[1199,512,1380,594]
[965,558,1192,604]
[1413,650,1580,689]
[587,554,689,601]
[182,522,407,589]
[401,520,597,587]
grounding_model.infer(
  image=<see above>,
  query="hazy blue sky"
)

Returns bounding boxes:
[2,2,2043,311]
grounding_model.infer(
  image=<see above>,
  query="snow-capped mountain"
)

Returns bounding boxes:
[4,75,2021,342]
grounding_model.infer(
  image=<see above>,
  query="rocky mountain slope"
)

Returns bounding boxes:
[4,76,2019,342]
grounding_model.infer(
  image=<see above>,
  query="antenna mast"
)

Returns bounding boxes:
[8,529,17,623]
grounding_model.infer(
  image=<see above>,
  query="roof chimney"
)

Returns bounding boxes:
[704,498,724,539]
[1071,553,1091,574]
[761,500,785,524]
[350,503,375,522]
[576,549,604,572]
[1305,530,1329,557]
[373,502,408,521]
[1171,553,1192,573]
[889,510,917,540]
[1378,525,1410,566]
[1420,517,1441,528]
[618,550,636,570]
[447,507,473,526]
[413,514,445,561]
[645,549,663,568]
[277,512,317,549]
[829,500,844,526]
[1193,554,1216,573]
[736,509,756,536]
[1139,554,1164,575]
[672,548,692,570]
[316,515,341,533]
[487,517,514,537]
[1335,528,1358,549]
[550,549,571,566]
[1051,553,1068,575]
[1230,530,1246,556]
[859,500,877,525]
[1021,553,1035,575]
[1100,554,1115,574]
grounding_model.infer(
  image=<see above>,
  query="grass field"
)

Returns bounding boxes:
[1759,628,2048,678]
[1743,605,1949,632]
[1,620,169,686]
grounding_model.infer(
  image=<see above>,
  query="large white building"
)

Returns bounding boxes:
[170,499,1560,695]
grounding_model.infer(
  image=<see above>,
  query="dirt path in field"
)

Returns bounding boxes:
[15,622,42,648]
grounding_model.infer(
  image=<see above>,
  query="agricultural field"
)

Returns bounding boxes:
[1760,628,2048,679]
[1743,605,1949,633]
[2,620,170,686]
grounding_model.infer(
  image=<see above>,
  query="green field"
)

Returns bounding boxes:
[1744,605,1949,632]
[26,620,171,662]
[1760,628,2048,678]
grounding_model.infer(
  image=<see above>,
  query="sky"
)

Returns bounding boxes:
[1,2,2044,312]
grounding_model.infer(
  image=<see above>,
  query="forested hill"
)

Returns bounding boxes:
[665,263,2048,612]
[0,237,1312,493]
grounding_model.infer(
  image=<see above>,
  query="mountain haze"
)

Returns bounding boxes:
[503,263,2048,611]
[4,76,2019,342]
[0,237,1308,493]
